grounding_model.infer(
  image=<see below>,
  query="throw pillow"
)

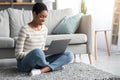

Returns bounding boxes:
[52,14,81,34]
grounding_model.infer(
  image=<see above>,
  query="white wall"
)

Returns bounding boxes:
[56,0,114,51]
[43,0,55,10]
[89,0,114,50]
[56,0,81,14]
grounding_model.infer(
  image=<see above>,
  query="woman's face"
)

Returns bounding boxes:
[33,10,48,25]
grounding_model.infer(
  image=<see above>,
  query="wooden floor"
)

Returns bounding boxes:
[0,49,120,76]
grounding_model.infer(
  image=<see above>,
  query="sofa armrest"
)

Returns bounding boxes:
[76,14,94,54]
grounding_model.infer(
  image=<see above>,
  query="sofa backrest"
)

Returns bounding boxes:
[0,9,10,37]
[7,8,73,38]
[7,8,33,38]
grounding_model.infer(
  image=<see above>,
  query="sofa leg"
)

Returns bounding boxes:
[88,53,92,64]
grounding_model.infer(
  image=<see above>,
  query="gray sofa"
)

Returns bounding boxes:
[0,8,94,64]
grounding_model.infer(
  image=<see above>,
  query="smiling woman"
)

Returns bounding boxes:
[15,2,74,76]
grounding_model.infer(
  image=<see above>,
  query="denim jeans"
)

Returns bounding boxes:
[17,48,74,72]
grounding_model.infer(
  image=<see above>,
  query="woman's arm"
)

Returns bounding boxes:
[15,27,28,60]
[42,25,48,53]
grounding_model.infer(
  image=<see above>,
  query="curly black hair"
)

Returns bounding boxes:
[32,2,48,15]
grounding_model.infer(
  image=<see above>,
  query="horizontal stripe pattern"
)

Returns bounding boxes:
[15,25,48,59]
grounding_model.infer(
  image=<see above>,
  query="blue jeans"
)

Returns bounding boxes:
[17,48,74,72]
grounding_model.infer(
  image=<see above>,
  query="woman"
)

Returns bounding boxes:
[15,2,73,76]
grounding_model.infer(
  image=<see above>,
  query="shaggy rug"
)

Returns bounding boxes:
[0,62,119,80]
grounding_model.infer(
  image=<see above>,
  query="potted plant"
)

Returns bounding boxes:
[81,0,87,15]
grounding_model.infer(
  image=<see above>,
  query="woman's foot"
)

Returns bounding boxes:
[29,66,51,76]
[40,66,51,73]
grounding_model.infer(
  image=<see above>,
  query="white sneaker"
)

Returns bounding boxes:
[29,69,41,76]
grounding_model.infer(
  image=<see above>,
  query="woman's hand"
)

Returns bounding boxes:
[43,49,47,54]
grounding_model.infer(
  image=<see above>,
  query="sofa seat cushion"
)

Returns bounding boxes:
[0,37,14,48]
[46,33,87,46]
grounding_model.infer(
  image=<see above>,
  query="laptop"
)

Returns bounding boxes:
[46,39,71,56]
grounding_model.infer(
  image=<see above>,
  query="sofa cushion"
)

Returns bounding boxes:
[7,8,33,38]
[52,14,81,34]
[45,33,87,46]
[45,8,73,34]
[0,10,9,37]
[0,37,14,48]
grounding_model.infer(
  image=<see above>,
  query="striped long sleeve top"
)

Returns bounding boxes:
[15,25,48,60]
